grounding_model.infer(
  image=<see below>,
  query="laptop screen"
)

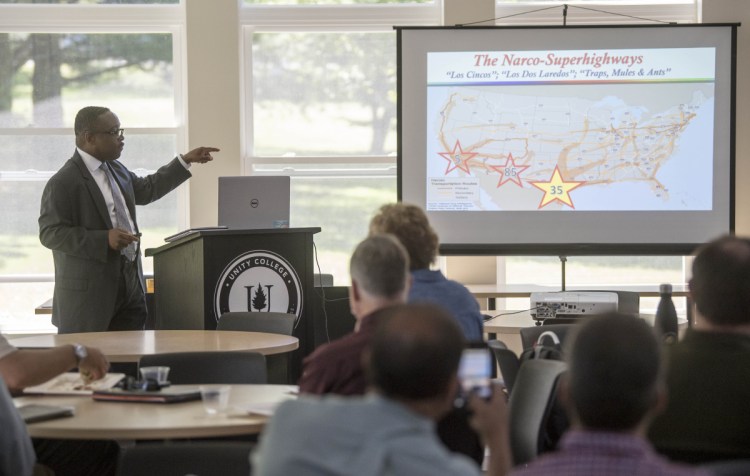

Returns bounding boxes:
[218,176,290,229]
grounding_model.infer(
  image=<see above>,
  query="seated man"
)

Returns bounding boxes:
[511,313,708,476]
[253,303,511,476]
[299,232,484,463]
[649,235,750,463]
[298,233,410,395]
[0,332,117,476]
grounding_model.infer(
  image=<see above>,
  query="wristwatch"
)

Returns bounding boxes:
[73,343,87,364]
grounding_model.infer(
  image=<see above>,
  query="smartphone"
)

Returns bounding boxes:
[458,347,493,400]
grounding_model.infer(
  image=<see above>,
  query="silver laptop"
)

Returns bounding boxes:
[218,176,291,229]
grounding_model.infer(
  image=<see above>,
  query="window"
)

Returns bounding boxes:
[252,31,397,157]
[250,30,400,263]
[0,2,184,331]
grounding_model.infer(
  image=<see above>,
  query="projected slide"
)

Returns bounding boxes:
[426,48,715,212]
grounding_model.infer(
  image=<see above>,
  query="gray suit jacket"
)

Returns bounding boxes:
[38,151,191,333]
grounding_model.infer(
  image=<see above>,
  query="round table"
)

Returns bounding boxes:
[8,330,298,363]
[16,384,297,440]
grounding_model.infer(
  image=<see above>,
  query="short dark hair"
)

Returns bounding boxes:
[369,203,439,270]
[74,106,110,136]
[690,235,750,326]
[367,303,465,400]
[350,234,409,299]
[567,313,661,431]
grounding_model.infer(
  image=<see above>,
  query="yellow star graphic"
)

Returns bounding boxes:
[530,166,585,209]
[438,140,477,175]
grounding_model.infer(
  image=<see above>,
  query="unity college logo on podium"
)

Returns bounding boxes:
[213,250,302,324]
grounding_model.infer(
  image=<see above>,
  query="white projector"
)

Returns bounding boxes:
[530,291,619,320]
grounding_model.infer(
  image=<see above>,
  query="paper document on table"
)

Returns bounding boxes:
[235,386,297,415]
[24,372,126,395]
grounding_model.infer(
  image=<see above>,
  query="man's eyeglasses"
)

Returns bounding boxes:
[90,128,125,138]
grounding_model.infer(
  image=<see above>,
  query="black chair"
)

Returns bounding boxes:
[508,359,568,466]
[217,311,296,335]
[519,324,575,351]
[138,351,267,385]
[700,459,750,476]
[216,312,296,384]
[487,340,521,393]
[117,441,253,476]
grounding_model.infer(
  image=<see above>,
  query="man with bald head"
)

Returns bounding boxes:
[649,235,750,463]
[39,106,219,333]
[298,233,410,395]
[253,303,510,476]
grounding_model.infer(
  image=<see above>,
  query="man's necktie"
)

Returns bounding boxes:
[102,163,137,261]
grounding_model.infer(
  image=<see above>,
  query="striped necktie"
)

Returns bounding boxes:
[102,163,137,261]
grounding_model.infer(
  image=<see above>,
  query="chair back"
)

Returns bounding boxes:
[508,359,567,466]
[117,441,253,476]
[487,340,521,394]
[700,459,750,476]
[138,351,267,385]
[519,324,575,351]
[217,311,295,335]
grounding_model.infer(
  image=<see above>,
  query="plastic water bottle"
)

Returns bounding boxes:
[655,283,679,344]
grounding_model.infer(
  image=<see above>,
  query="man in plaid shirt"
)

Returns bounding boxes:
[510,313,709,476]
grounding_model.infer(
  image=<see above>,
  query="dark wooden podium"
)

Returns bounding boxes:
[145,227,320,372]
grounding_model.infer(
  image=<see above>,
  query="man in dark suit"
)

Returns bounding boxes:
[39,106,219,333]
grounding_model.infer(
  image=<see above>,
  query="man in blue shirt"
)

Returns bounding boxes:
[253,303,511,476]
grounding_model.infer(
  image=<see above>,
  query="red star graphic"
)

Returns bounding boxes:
[438,140,477,175]
[489,153,530,187]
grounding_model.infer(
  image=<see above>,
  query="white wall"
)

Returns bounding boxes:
[185,0,242,227]
[703,0,749,235]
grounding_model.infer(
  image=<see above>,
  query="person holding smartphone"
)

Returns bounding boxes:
[254,303,512,476]
[458,345,495,401]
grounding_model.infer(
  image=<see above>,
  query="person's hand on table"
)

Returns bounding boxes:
[78,347,110,383]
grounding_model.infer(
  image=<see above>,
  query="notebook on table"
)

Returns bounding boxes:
[18,404,74,423]
[218,176,291,230]
[92,387,202,404]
